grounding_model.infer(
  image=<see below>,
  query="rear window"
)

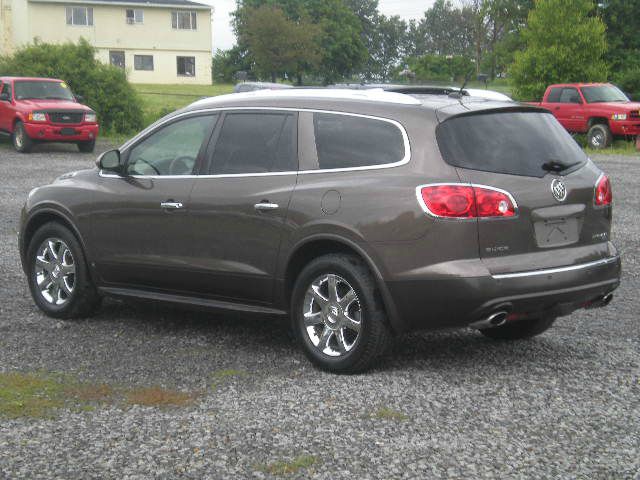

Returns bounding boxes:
[313,113,405,170]
[436,111,587,178]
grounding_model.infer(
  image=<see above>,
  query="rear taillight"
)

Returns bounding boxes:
[594,174,612,206]
[417,184,516,219]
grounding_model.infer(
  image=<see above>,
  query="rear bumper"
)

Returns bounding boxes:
[23,122,99,142]
[386,255,621,333]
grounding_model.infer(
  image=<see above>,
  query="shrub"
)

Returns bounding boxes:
[399,54,474,83]
[0,38,143,134]
[613,68,640,101]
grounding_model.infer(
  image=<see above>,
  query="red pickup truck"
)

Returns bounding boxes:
[529,83,640,149]
[0,76,99,153]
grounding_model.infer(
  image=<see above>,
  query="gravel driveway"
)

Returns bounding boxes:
[0,139,638,480]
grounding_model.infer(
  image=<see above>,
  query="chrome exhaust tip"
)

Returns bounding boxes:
[585,293,614,309]
[469,310,509,330]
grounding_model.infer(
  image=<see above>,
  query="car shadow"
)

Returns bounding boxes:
[88,297,584,377]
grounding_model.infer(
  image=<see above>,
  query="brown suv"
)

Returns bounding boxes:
[19,89,621,372]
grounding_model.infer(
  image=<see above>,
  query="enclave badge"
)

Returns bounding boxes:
[551,178,567,202]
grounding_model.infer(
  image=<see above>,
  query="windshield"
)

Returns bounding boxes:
[436,111,587,178]
[581,85,629,103]
[14,81,75,101]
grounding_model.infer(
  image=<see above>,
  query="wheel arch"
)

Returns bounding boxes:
[20,207,93,280]
[587,117,609,129]
[282,235,404,334]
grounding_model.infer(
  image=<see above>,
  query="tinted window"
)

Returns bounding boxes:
[313,113,405,169]
[559,88,581,104]
[546,87,562,103]
[127,114,216,176]
[581,85,629,103]
[436,111,587,178]
[14,81,74,101]
[1,82,11,99]
[209,113,296,174]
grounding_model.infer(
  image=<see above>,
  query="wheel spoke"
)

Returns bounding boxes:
[327,275,339,302]
[51,283,61,303]
[319,327,334,350]
[37,276,53,289]
[311,285,328,308]
[303,310,323,327]
[47,240,60,261]
[338,288,356,309]
[342,314,361,333]
[36,257,54,273]
[335,329,348,353]
[60,264,75,275]
[59,277,73,296]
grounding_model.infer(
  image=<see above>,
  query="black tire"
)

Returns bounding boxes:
[480,316,556,340]
[291,254,392,373]
[77,140,96,153]
[26,222,101,319]
[12,121,34,153]
[587,123,612,149]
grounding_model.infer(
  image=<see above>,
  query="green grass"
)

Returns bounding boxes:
[258,455,318,476]
[133,83,234,126]
[371,407,409,421]
[0,372,113,419]
[0,371,201,418]
[210,369,248,390]
[573,134,640,156]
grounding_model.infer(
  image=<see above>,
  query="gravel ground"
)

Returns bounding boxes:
[0,139,638,480]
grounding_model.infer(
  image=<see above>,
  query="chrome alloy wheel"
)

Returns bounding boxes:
[34,238,76,306]
[302,274,362,357]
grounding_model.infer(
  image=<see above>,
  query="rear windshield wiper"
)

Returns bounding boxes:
[541,159,581,173]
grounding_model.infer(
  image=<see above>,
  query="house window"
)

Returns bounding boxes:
[110,51,125,69]
[66,6,94,26]
[177,56,195,77]
[134,55,154,71]
[126,9,143,24]
[171,11,197,30]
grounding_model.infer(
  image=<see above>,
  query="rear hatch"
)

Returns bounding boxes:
[435,108,613,275]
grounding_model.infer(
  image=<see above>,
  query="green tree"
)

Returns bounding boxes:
[0,38,142,133]
[510,0,607,100]
[233,0,366,84]
[599,0,640,99]
[212,46,253,83]
[244,5,321,83]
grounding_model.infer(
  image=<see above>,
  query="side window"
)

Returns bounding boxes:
[312,113,405,170]
[546,87,562,103]
[559,88,581,104]
[127,114,217,176]
[209,112,296,174]
[0,82,11,99]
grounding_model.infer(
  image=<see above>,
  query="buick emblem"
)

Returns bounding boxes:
[551,179,567,202]
[329,305,339,317]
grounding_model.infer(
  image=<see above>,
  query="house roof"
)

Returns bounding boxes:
[29,0,211,9]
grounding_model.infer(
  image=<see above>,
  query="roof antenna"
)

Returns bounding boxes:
[448,71,472,99]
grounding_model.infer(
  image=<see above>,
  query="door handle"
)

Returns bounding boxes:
[254,202,279,211]
[160,201,184,209]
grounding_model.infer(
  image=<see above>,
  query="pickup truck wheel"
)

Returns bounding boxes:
[77,140,96,153]
[12,121,34,153]
[587,124,612,149]
[480,316,555,340]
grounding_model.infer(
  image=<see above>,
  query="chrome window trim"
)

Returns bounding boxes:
[491,256,618,280]
[103,107,411,179]
[415,182,519,220]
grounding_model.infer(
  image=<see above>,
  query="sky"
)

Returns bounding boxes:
[203,0,437,51]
